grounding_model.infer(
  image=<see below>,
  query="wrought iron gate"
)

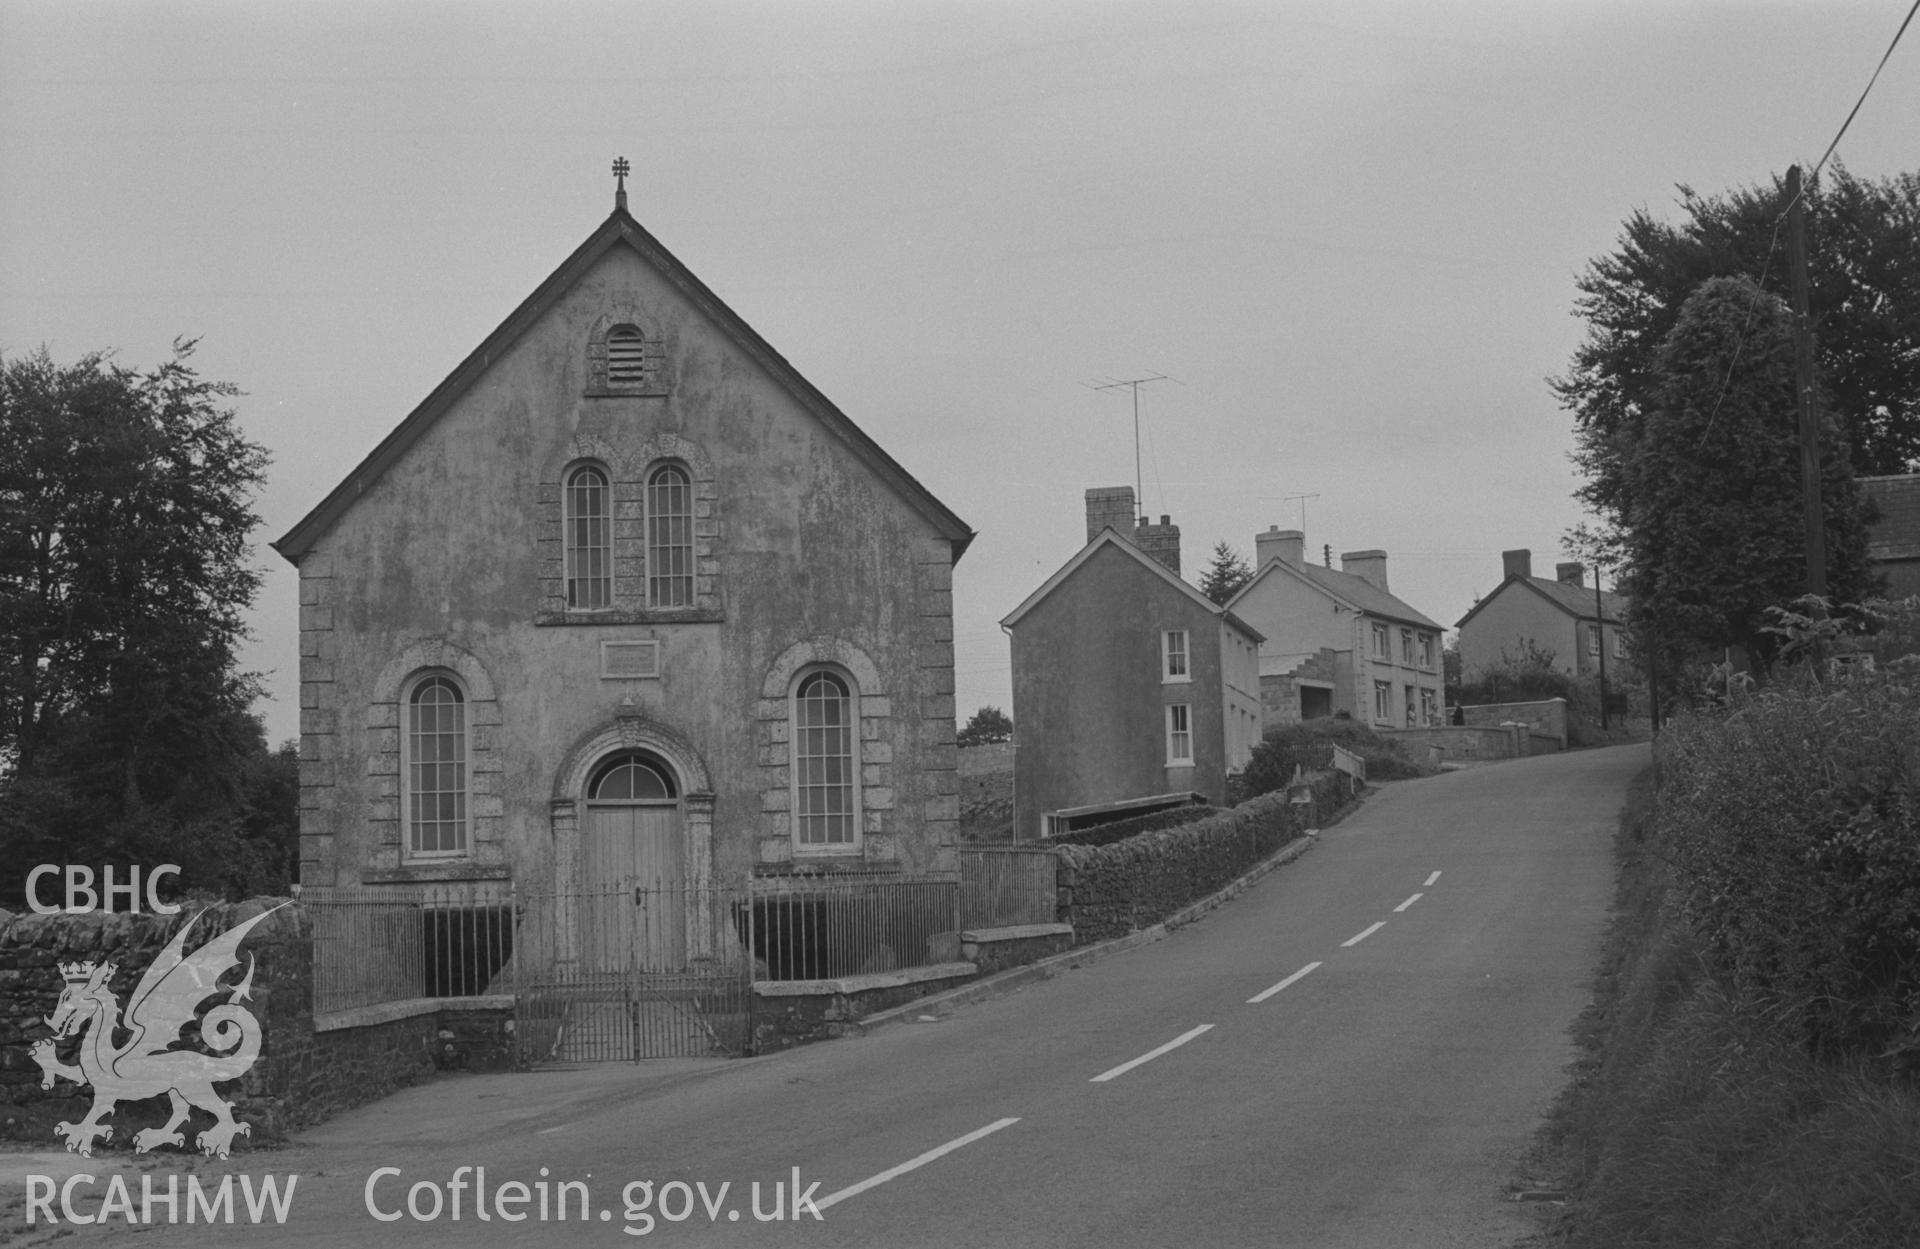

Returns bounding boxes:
[513,881,751,1063]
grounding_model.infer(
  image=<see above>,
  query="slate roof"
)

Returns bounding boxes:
[1228,558,1443,631]
[1454,574,1628,630]
[1001,529,1264,643]
[274,205,974,564]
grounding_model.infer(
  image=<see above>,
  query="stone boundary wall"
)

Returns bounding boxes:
[956,742,1014,812]
[1055,773,1347,946]
[0,898,506,1150]
[1462,697,1568,749]
[957,742,1014,776]
[1381,725,1521,760]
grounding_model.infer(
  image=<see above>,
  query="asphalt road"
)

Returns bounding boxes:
[14,743,1646,1248]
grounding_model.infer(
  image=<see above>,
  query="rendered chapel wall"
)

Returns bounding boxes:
[295,245,958,890]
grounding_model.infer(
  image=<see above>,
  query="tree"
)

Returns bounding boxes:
[1558,166,1920,557]
[956,705,1013,747]
[1617,276,1876,673]
[0,341,276,903]
[1199,540,1253,605]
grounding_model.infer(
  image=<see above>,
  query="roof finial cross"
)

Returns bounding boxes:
[612,156,630,212]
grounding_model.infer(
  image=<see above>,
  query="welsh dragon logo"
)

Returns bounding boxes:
[30,903,286,1159]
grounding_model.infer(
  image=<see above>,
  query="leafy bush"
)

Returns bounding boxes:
[1233,720,1433,804]
[1655,653,1920,1062]
[1458,640,1581,706]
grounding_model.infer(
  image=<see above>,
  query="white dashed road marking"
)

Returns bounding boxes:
[816,1118,1022,1211]
[1248,961,1322,1004]
[1341,922,1386,948]
[1090,1025,1216,1083]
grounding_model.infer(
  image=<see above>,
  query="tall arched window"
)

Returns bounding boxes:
[792,669,858,848]
[406,674,467,857]
[566,464,611,609]
[647,463,694,607]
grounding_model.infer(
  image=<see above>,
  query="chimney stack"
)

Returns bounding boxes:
[1135,514,1181,576]
[1502,549,1533,580]
[1556,561,1585,587]
[1255,525,1305,571]
[1085,486,1135,544]
[1341,549,1388,592]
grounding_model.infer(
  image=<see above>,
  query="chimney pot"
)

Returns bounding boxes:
[1502,549,1533,580]
[1341,549,1389,592]
[1132,513,1182,576]
[1084,486,1136,544]
[1255,527,1305,571]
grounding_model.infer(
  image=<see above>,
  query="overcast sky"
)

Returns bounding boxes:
[4,0,1917,747]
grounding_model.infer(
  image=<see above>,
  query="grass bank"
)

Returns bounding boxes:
[1538,767,1920,1247]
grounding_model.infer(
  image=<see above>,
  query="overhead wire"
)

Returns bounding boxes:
[1696,0,1918,444]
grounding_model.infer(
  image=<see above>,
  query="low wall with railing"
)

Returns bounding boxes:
[305,882,515,1016]
[959,846,1058,928]
[1055,772,1349,946]
[1461,697,1569,749]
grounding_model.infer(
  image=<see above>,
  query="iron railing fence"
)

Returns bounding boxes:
[512,880,752,1063]
[304,881,516,1015]
[958,846,1059,930]
[746,870,961,981]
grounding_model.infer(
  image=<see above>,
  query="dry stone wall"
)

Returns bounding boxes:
[0,899,471,1150]
[1055,773,1348,945]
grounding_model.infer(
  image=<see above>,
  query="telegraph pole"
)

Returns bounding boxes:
[1594,565,1609,730]
[1786,164,1828,599]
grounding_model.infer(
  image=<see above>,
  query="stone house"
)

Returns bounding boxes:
[1454,549,1628,680]
[1860,474,1920,599]
[1001,488,1263,840]
[1226,528,1445,729]
[272,183,974,912]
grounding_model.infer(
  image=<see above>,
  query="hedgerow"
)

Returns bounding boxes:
[1655,645,1920,1064]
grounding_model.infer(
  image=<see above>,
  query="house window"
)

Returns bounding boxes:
[1420,633,1435,669]
[1373,680,1392,724]
[1401,627,1415,665]
[793,669,858,849]
[1587,623,1601,656]
[1371,622,1390,659]
[564,464,611,609]
[1164,630,1190,682]
[647,463,694,607]
[607,325,647,387]
[1613,630,1627,659]
[1166,704,1193,764]
[405,674,467,858]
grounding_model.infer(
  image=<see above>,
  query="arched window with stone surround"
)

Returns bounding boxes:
[647,462,694,607]
[565,463,611,610]
[792,668,859,849]
[405,673,468,858]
